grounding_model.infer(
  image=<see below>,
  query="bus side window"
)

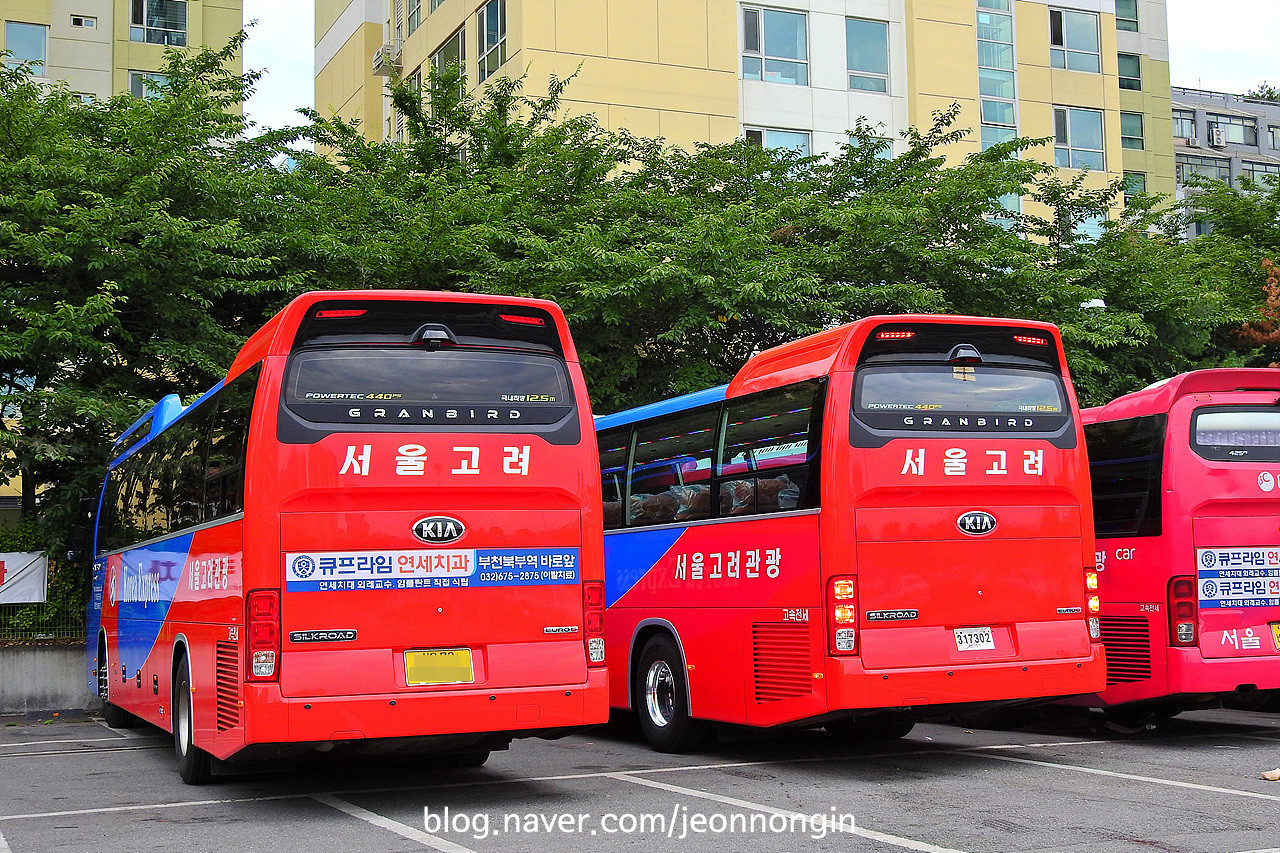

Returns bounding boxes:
[598,427,629,530]
[630,407,717,526]
[718,380,823,517]
[1084,415,1165,538]
[206,366,261,521]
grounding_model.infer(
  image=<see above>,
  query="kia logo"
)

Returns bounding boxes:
[413,516,465,544]
[957,511,997,536]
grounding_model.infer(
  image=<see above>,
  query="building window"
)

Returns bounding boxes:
[1054,106,1104,170]
[430,0,445,10]
[4,21,47,73]
[978,4,1017,152]
[1123,171,1146,203]
[977,0,1010,8]
[1118,53,1141,90]
[1173,109,1196,139]
[407,0,421,35]
[745,127,811,156]
[71,15,97,28]
[129,71,169,100]
[1177,154,1230,184]
[1242,161,1280,184]
[432,26,465,74]
[845,18,888,93]
[1120,112,1144,150]
[1115,0,1138,31]
[742,7,808,86]
[1270,126,1280,150]
[476,0,505,82]
[1207,113,1258,146]
[1049,8,1100,73]
[130,0,187,46]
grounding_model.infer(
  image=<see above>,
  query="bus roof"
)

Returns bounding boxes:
[226,290,580,381]
[595,385,729,431]
[1083,368,1280,422]
[727,314,1062,398]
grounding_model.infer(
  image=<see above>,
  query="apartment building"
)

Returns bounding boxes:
[0,0,242,100]
[1168,85,1280,235]
[317,0,1174,217]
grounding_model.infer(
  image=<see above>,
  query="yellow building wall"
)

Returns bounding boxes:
[1121,57,1175,200]
[905,0,981,161]
[316,21,385,128]
[343,0,738,151]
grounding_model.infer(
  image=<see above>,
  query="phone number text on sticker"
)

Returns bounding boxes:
[285,548,578,592]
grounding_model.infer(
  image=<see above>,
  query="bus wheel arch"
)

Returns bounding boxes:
[632,630,712,753]
[172,646,213,784]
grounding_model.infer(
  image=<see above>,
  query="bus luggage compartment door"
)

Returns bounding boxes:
[276,509,589,698]
[853,504,1091,670]
[1192,514,1280,661]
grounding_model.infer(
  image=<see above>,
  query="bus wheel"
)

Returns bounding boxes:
[446,750,491,768]
[173,654,213,785]
[826,717,915,741]
[635,636,711,753]
[97,638,136,729]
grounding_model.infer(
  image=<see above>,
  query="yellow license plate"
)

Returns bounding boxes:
[405,648,474,686]
[1272,623,1280,652]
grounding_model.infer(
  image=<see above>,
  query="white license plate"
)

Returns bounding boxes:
[954,626,995,651]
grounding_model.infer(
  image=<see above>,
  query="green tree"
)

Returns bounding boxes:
[0,36,291,547]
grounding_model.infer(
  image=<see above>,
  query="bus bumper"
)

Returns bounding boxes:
[1164,648,1280,696]
[823,646,1106,710]
[239,668,609,749]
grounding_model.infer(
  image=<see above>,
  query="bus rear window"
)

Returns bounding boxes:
[284,349,574,428]
[1192,408,1280,462]
[853,365,1069,434]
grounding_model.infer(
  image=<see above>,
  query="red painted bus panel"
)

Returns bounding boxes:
[88,291,608,774]
[600,315,1106,744]
[1083,368,1280,712]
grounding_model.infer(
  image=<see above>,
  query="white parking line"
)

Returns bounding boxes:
[311,794,478,853]
[0,736,160,749]
[609,772,971,853]
[965,752,1280,802]
[0,745,166,759]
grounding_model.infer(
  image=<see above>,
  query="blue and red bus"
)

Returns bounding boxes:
[596,315,1106,751]
[1082,368,1280,724]
[86,290,608,782]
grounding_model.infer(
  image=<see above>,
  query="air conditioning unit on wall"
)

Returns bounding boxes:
[1209,125,1227,148]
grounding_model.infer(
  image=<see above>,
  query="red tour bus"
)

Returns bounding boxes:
[86,290,608,783]
[1082,368,1280,724]
[595,315,1106,751]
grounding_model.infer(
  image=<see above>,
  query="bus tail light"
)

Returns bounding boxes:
[1168,576,1198,647]
[1081,569,1101,639]
[247,589,280,681]
[584,581,606,665]
[1013,334,1050,347]
[828,576,858,655]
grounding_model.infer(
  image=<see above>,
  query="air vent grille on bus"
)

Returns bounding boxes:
[752,622,812,702]
[215,640,241,731]
[1099,616,1152,684]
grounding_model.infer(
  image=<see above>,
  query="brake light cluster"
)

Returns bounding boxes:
[828,576,858,654]
[1168,576,1198,646]
[1013,334,1050,347]
[247,589,280,681]
[875,330,914,341]
[584,582,606,664]
[1085,568,1101,639]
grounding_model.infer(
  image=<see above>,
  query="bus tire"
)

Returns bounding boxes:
[635,636,711,753]
[173,654,213,785]
[97,637,137,729]
[446,750,491,768]
[825,716,915,741]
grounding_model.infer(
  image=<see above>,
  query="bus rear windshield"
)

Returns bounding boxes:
[854,365,1068,433]
[1192,408,1280,462]
[284,349,574,427]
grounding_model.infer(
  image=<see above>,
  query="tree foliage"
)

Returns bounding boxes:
[0,38,1272,566]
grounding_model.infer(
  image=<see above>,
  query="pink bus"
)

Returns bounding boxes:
[1082,369,1280,724]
